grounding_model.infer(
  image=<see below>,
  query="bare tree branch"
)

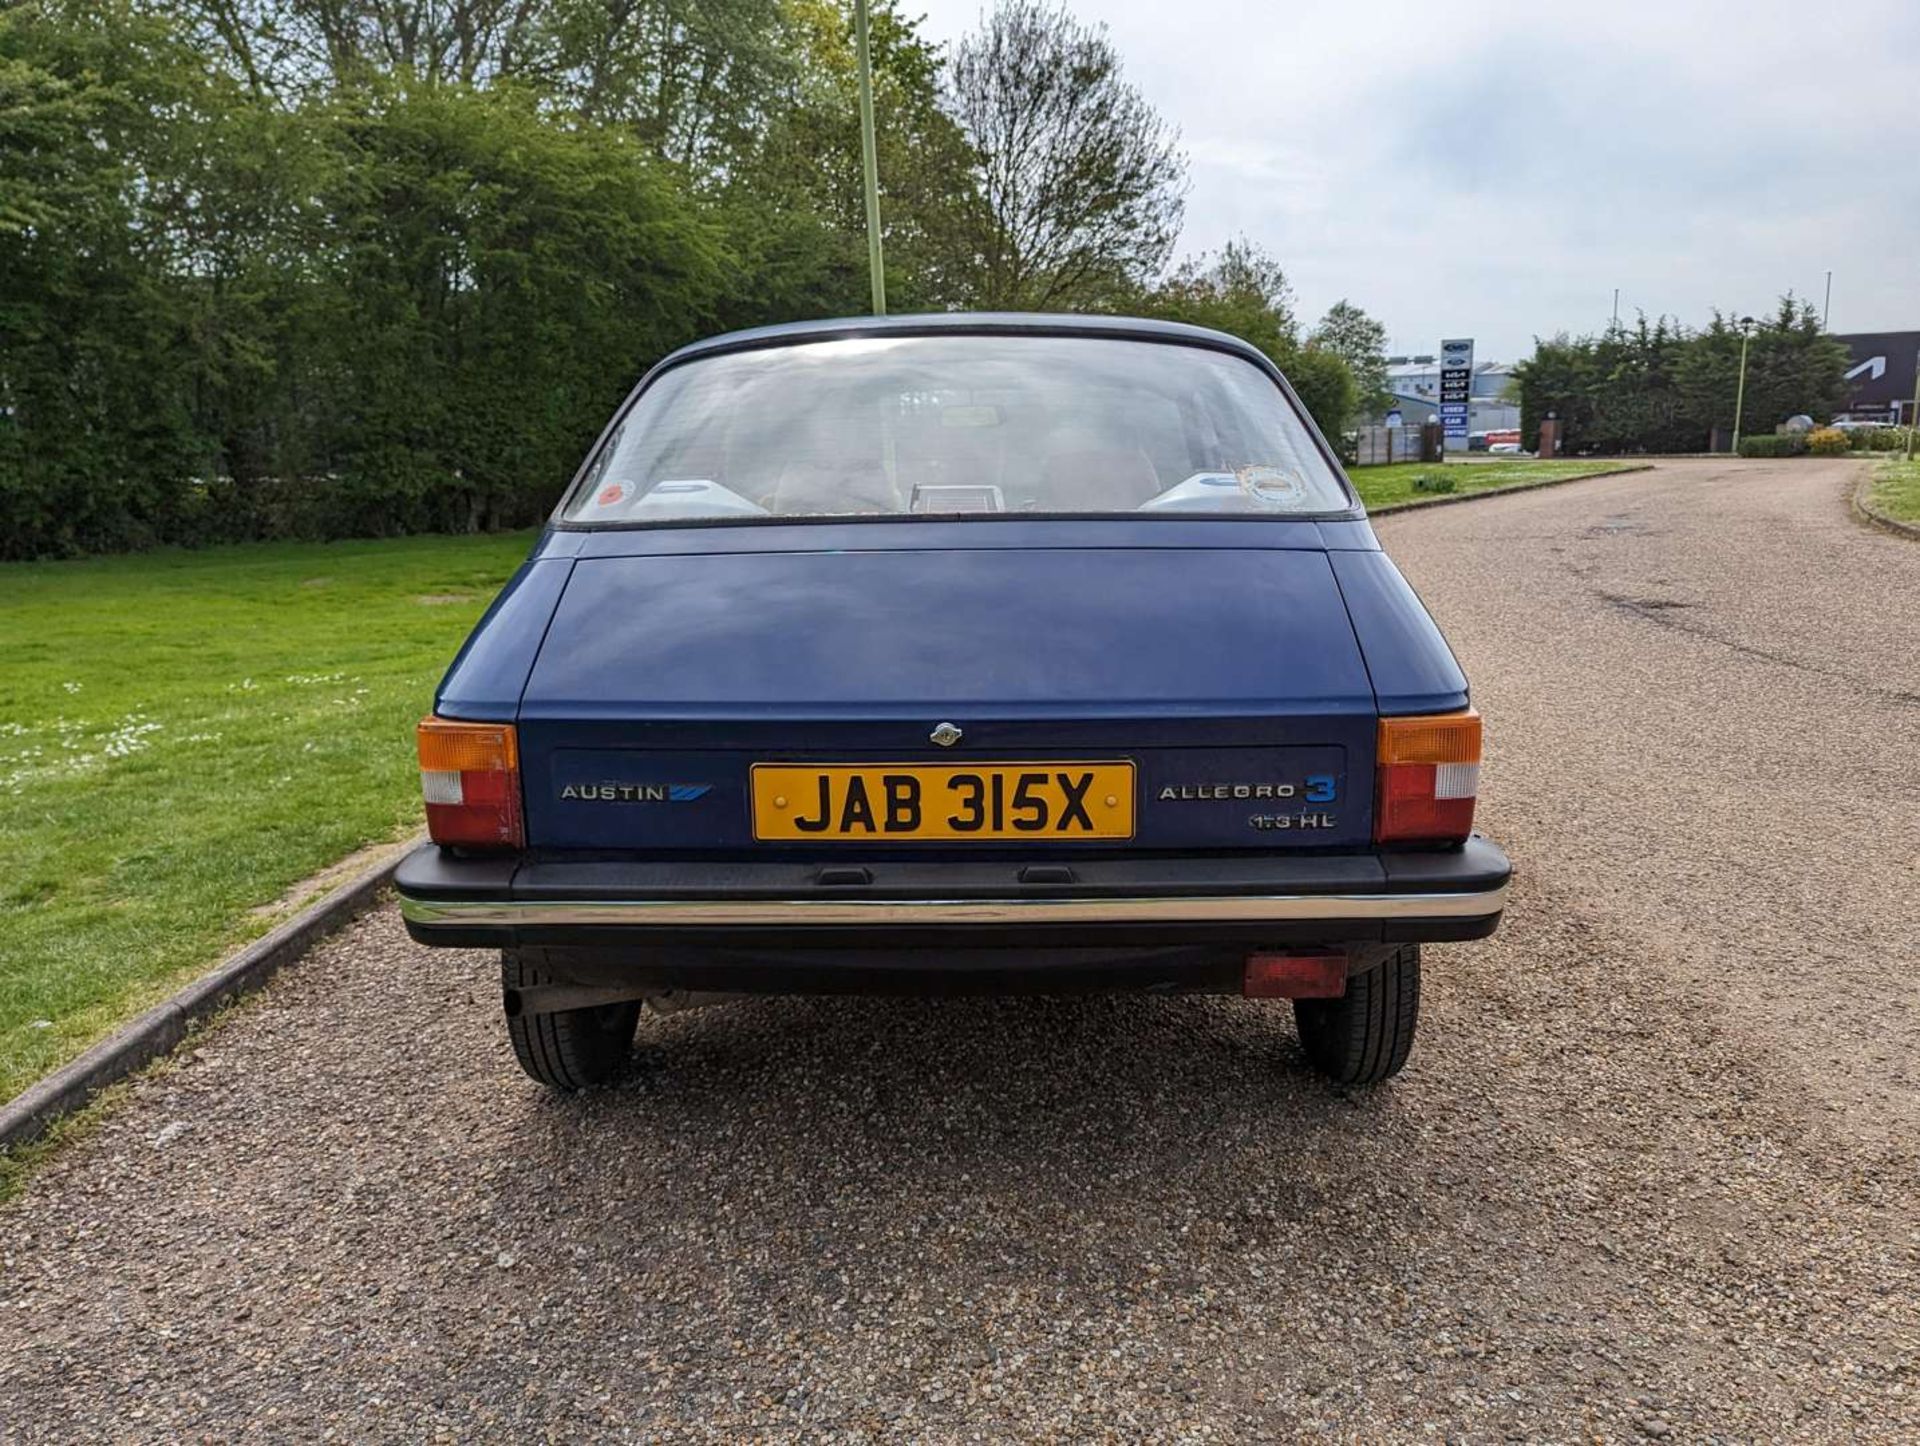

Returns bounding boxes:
[945,1,1184,309]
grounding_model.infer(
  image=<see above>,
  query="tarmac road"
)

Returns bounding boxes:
[2,458,1915,1442]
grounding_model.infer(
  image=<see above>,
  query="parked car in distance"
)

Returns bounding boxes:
[397,314,1511,1091]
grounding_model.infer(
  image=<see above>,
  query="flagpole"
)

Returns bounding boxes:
[854,0,887,315]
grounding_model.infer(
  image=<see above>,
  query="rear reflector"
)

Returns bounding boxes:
[1243,953,1348,999]
[1376,709,1482,845]
[418,717,523,849]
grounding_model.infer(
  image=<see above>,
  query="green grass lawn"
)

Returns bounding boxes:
[1348,459,1639,510]
[1867,457,1920,524]
[0,533,533,1103]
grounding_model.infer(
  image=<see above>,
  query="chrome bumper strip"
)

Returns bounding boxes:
[399,883,1508,929]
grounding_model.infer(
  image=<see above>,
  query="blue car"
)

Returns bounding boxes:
[397,314,1509,1090]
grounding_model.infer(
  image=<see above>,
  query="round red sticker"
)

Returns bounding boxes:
[596,482,625,507]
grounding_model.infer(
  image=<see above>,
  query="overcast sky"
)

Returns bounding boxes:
[911,0,1920,361]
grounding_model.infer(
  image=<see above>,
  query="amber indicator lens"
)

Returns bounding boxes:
[1375,709,1481,845]
[418,717,523,849]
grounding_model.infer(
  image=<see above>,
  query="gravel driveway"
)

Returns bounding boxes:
[3,458,1915,1442]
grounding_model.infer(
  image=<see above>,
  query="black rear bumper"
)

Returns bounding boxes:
[395,838,1511,955]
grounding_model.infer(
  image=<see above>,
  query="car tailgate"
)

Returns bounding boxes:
[516,545,1379,850]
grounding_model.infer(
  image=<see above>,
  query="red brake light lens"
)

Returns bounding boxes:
[1375,709,1482,845]
[418,718,523,849]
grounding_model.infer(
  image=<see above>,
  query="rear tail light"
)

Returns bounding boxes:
[1375,709,1482,845]
[418,717,523,849]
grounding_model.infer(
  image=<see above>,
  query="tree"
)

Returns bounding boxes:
[535,0,794,172]
[164,0,552,95]
[1513,298,1851,455]
[944,0,1185,309]
[1512,317,1691,454]
[1134,238,1356,440]
[8,0,1277,555]
[1674,299,1850,442]
[173,0,795,178]
[293,84,726,535]
[0,0,732,556]
[724,0,981,319]
[1309,301,1388,416]
[1147,238,1295,353]
[0,0,231,555]
[1283,349,1361,445]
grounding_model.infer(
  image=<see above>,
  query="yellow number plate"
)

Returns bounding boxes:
[751,762,1135,841]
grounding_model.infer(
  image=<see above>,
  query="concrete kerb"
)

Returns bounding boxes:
[0,835,420,1151]
[1851,468,1920,541]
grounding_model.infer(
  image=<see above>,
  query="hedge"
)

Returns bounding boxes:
[1736,434,1808,458]
[1847,427,1911,451]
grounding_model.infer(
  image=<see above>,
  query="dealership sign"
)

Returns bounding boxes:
[1834,332,1920,422]
[1439,337,1474,444]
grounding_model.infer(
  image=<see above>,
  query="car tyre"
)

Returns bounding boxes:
[1293,944,1420,1085]
[502,947,639,1090]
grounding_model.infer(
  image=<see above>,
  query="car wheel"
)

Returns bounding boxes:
[502,947,639,1090]
[1293,944,1420,1086]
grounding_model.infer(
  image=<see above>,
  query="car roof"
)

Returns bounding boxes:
[655,311,1273,370]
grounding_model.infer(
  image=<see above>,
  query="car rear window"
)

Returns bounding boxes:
[561,333,1354,525]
